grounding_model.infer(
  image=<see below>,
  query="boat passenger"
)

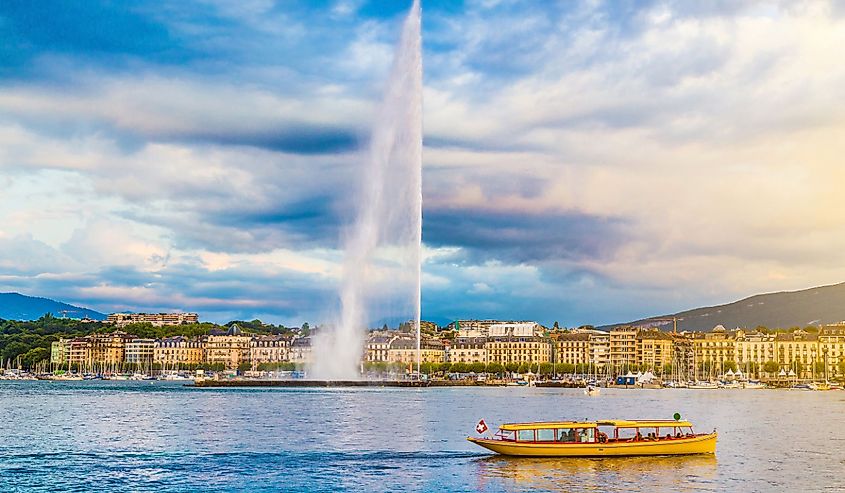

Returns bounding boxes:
[598,432,608,443]
[665,434,672,440]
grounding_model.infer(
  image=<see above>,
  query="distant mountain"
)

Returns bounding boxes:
[607,282,845,332]
[0,292,106,321]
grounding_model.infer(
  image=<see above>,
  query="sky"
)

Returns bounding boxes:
[2,0,845,327]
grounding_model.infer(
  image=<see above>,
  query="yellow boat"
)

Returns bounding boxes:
[467,419,716,457]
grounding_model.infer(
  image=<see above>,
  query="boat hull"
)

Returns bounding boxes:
[467,433,717,457]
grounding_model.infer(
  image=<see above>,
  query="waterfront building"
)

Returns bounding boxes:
[206,325,252,369]
[106,312,199,327]
[249,335,291,368]
[636,329,673,373]
[819,324,845,379]
[50,340,68,365]
[388,337,446,365]
[365,332,398,362]
[449,320,538,338]
[775,330,819,379]
[609,326,638,370]
[125,339,155,365]
[734,330,776,376]
[289,336,313,365]
[448,336,487,364]
[67,337,92,367]
[692,326,736,374]
[89,331,136,365]
[587,331,610,368]
[554,333,590,367]
[154,336,204,367]
[486,323,551,366]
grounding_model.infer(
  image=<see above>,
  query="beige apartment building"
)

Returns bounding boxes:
[775,330,819,379]
[819,324,845,378]
[125,339,155,365]
[609,326,638,369]
[448,337,487,364]
[555,333,590,366]
[106,312,199,327]
[637,329,673,371]
[486,323,552,366]
[206,326,252,369]
[735,330,776,370]
[693,326,736,370]
[154,336,205,367]
[249,335,290,368]
[365,332,397,362]
[388,337,446,365]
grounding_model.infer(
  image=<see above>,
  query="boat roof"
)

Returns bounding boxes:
[500,419,693,430]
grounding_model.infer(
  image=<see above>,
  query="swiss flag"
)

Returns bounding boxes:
[476,419,488,434]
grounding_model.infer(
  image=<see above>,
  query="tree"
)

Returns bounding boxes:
[487,362,504,375]
[723,360,738,372]
[813,361,826,376]
[21,347,49,368]
[469,362,486,374]
[450,362,468,373]
[300,322,310,336]
[505,362,519,373]
[1,341,29,363]
[538,362,553,375]
[837,360,845,377]
[517,363,530,374]
[661,364,673,376]
[553,321,560,330]
[763,361,780,374]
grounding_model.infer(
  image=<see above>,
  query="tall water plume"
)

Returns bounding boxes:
[311,0,422,379]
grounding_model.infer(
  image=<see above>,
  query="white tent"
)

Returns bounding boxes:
[638,371,656,384]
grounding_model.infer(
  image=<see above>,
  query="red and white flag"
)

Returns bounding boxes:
[475,419,488,434]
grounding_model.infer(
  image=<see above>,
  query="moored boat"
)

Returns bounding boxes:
[467,419,716,457]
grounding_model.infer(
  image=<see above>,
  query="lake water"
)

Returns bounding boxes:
[1,381,843,492]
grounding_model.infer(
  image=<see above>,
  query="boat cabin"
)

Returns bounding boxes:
[494,420,698,444]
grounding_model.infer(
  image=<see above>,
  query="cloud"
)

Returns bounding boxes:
[2,0,845,328]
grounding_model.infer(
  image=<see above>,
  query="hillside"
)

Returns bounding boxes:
[611,282,845,331]
[0,292,105,321]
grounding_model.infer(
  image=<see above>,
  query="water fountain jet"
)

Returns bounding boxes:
[311,0,423,380]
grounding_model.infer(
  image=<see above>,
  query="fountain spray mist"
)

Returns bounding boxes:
[312,0,422,379]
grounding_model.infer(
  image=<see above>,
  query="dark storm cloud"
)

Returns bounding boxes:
[176,126,360,155]
[423,208,626,264]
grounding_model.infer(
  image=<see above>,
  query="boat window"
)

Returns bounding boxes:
[536,428,555,441]
[577,428,595,443]
[556,428,576,442]
[498,430,516,441]
[517,429,535,442]
[616,428,639,441]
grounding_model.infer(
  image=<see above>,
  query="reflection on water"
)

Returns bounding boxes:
[475,455,718,492]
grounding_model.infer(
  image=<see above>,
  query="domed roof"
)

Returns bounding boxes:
[227,324,242,336]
